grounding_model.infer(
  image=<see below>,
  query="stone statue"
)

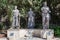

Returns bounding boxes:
[28,8,35,29]
[41,2,51,29]
[11,6,20,29]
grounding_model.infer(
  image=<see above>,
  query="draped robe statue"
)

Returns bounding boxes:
[12,6,20,29]
[28,8,35,29]
[41,2,51,29]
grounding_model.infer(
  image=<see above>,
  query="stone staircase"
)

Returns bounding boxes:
[0,29,60,40]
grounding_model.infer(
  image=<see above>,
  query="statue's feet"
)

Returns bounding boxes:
[14,26,20,29]
[9,27,13,30]
[9,26,20,30]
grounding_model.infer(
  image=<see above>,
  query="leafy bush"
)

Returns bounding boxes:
[49,25,60,37]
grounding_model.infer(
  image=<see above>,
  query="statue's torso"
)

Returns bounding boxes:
[28,11,33,17]
[41,7,50,18]
[13,9,19,17]
[41,7,49,14]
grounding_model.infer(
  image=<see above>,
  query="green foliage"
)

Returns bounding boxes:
[50,25,60,37]
[54,28,60,37]
[0,23,4,30]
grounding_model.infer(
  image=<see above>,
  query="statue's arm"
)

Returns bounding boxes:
[33,12,35,16]
[18,12,20,23]
[41,7,43,12]
[18,10,20,17]
[48,7,51,13]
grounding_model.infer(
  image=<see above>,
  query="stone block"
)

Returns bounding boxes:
[7,29,54,40]
[41,29,54,38]
[7,29,19,40]
[19,29,28,38]
[32,29,41,37]
[47,30,54,40]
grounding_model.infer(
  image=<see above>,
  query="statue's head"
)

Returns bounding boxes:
[43,1,47,7]
[15,6,17,9]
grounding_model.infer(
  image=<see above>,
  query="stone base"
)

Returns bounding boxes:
[0,37,60,40]
[19,37,46,40]
[7,29,54,40]
[7,29,20,40]
[41,29,54,38]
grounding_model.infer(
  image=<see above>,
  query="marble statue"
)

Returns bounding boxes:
[12,6,20,29]
[28,8,35,29]
[41,2,51,29]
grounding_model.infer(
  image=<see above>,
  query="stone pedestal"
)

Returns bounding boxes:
[0,37,7,40]
[7,29,28,40]
[19,37,45,40]
[47,30,54,40]
[41,29,54,38]
[19,29,28,38]
[7,29,19,40]
[7,29,54,40]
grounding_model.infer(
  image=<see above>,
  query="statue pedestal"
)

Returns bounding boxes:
[41,29,54,38]
[19,29,28,38]
[7,29,20,40]
[7,29,28,40]
[19,37,45,40]
[7,29,54,40]
[47,31,54,40]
